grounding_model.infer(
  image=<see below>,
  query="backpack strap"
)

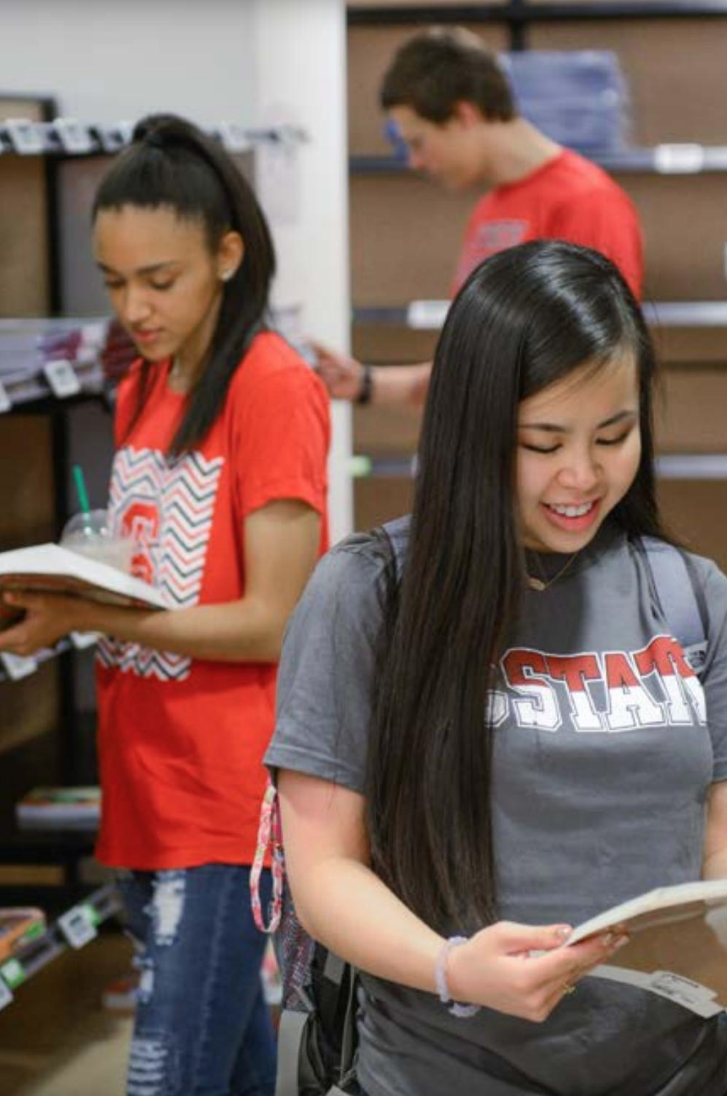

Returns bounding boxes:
[275,1009,310,1096]
[379,514,411,582]
[640,536,708,677]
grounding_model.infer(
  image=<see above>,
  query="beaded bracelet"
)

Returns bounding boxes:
[434,936,481,1019]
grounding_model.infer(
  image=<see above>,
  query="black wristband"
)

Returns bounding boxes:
[356,363,374,405]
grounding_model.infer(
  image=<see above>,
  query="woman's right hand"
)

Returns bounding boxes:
[447,920,626,1023]
[308,341,365,402]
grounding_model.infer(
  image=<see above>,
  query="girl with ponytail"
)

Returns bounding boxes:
[0,114,330,1095]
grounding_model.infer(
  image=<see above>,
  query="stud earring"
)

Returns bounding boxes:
[221,269,234,283]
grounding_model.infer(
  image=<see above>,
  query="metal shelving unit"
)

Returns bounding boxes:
[348,2,727,26]
[353,301,727,328]
[0,118,307,161]
[350,145,727,175]
[0,883,121,1011]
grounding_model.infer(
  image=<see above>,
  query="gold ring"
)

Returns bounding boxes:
[562,983,576,996]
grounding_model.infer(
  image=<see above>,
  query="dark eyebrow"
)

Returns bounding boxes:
[519,409,638,433]
[97,261,179,276]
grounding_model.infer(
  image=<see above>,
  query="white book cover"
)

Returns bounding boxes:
[0,543,167,609]
[568,880,727,1016]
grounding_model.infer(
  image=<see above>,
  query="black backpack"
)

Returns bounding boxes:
[253,518,708,1096]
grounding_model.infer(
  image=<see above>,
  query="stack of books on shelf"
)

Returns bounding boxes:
[0,908,46,961]
[0,317,136,406]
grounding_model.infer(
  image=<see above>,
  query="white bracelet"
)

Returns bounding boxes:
[434,936,480,1019]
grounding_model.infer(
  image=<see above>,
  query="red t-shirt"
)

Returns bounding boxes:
[453,149,643,299]
[95,332,330,870]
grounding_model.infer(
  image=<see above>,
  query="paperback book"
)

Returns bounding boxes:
[568,879,727,1016]
[0,543,166,609]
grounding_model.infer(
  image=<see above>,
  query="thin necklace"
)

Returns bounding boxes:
[527,551,580,592]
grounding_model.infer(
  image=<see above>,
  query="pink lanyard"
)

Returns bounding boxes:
[250,780,285,934]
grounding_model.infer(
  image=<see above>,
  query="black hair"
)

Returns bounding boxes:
[366,240,664,933]
[93,113,276,454]
[380,28,516,124]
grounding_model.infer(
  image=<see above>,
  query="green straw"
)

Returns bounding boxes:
[72,464,91,516]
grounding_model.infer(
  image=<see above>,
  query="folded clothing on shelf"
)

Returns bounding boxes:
[384,50,632,158]
[16,786,102,830]
[0,317,136,406]
[501,50,632,153]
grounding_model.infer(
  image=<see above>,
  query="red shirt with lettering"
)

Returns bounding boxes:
[453,149,643,299]
[95,332,330,869]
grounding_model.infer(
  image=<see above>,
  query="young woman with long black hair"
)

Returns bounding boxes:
[0,114,330,1096]
[266,240,727,1095]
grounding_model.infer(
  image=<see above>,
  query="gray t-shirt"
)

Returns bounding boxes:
[266,521,727,1096]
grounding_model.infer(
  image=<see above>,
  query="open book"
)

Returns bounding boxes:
[568,879,727,1017]
[0,543,167,609]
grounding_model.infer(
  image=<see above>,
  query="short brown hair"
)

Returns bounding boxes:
[380,28,516,123]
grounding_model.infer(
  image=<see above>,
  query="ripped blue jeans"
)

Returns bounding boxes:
[117,864,275,1096]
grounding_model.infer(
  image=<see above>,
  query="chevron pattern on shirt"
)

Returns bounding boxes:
[97,446,224,682]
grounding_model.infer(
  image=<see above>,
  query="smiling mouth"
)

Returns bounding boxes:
[545,501,598,518]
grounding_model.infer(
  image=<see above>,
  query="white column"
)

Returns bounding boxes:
[250,0,353,543]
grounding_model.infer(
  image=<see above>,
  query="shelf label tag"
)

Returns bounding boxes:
[654,144,705,174]
[407,299,450,330]
[1,959,25,990]
[0,381,11,413]
[0,652,38,681]
[58,903,99,950]
[218,121,251,153]
[4,119,45,155]
[43,359,82,399]
[0,977,13,1011]
[53,118,94,155]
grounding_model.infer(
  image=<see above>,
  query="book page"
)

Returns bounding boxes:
[569,880,727,1015]
[0,543,167,609]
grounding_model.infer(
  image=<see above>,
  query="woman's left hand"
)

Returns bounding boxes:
[0,591,85,656]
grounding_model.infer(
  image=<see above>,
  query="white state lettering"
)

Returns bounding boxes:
[546,655,603,733]
[486,690,509,727]
[502,650,561,732]
[633,636,703,726]
[658,673,692,724]
[496,641,702,736]
[605,682,665,731]
[569,689,604,733]
[511,678,560,731]
[682,676,706,724]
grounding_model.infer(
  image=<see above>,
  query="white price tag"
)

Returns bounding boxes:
[406,300,450,330]
[53,118,94,155]
[0,977,13,1012]
[0,652,38,681]
[58,904,98,950]
[217,121,251,153]
[43,359,82,399]
[0,380,11,413]
[654,144,705,174]
[5,118,45,155]
[1,959,25,990]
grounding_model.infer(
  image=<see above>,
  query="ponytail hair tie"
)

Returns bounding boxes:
[142,129,166,151]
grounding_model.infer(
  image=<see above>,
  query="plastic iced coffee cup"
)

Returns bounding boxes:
[60,510,133,574]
